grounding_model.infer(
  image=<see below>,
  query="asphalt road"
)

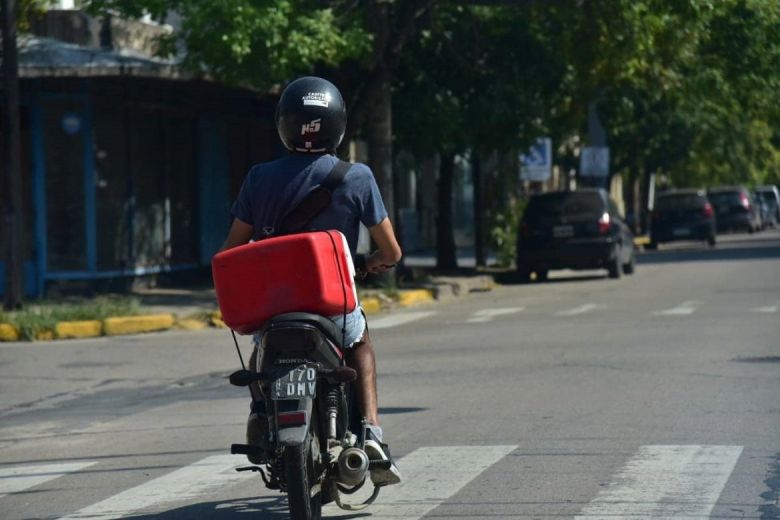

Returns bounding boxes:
[1,230,779,520]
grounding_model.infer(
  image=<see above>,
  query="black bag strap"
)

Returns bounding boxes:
[278,159,351,234]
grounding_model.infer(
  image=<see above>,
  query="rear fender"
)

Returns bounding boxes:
[274,397,313,447]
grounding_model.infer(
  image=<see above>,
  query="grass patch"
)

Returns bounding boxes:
[0,296,141,341]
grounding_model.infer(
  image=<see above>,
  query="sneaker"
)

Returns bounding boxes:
[364,429,402,486]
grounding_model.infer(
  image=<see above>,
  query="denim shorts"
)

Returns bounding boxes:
[329,305,366,348]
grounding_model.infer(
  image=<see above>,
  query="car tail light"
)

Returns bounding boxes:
[598,212,611,234]
[739,192,751,210]
[702,202,714,218]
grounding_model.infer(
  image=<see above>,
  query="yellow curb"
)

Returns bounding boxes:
[56,320,102,339]
[35,330,55,341]
[0,323,20,342]
[397,289,435,307]
[361,297,381,315]
[634,235,650,246]
[103,314,175,336]
[211,316,227,329]
[177,318,209,331]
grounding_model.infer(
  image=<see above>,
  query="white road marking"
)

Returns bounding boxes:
[751,305,778,313]
[0,461,97,497]
[57,455,247,520]
[369,311,437,329]
[466,307,525,323]
[325,445,517,519]
[555,303,606,316]
[575,445,742,520]
[653,300,699,316]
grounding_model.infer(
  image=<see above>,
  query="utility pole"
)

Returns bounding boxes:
[2,0,24,309]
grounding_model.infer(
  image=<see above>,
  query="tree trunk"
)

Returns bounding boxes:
[363,70,395,225]
[472,152,486,267]
[436,153,458,270]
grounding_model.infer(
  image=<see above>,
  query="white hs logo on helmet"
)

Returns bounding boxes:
[301,118,321,135]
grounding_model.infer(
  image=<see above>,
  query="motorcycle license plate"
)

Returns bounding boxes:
[271,366,317,400]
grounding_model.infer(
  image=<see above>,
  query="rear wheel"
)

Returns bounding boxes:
[622,251,635,275]
[516,265,531,284]
[607,248,622,279]
[285,427,322,520]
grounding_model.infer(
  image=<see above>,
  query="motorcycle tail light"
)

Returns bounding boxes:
[702,202,714,218]
[277,411,307,427]
[598,212,611,234]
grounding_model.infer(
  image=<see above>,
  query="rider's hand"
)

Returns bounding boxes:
[366,252,397,274]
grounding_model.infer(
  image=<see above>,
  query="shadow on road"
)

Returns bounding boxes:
[638,243,780,265]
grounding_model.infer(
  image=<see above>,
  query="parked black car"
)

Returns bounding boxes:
[707,186,762,233]
[648,189,716,249]
[753,186,780,228]
[516,189,635,282]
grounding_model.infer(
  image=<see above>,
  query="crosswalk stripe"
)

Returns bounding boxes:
[575,445,742,520]
[0,461,97,497]
[467,307,525,323]
[654,300,699,316]
[325,445,517,519]
[555,303,606,316]
[57,454,246,520]
[369,311,437,329]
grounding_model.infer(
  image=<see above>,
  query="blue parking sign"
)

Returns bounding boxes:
[520,138,552,181]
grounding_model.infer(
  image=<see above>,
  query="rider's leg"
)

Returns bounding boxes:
[346,331,379,426]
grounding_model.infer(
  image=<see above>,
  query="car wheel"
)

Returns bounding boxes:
[535,269,549,282]
[516,265,531,284]
[622,252,636,275]
[707,235,716,247]
[608,248,622,279]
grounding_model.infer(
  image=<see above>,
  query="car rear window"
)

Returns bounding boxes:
[525,192,604,217]
[655,194,705,211]
[708,192,741,206]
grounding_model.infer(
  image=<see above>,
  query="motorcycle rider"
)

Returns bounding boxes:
[219,76,402,487]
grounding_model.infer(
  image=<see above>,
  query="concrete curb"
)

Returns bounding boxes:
[55,320,103,339]
[397,289,435,307]
[103,314,176,336]
[634,235,650,246]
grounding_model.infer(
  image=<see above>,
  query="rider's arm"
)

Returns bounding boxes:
[219,217,254,252]
[366,217,402,273]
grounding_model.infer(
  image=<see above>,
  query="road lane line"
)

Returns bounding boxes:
[57,455,246,520]
[751,305,778,313]
[466,307,525,323]
[575,445,742,520]
[653,300,699,316]
[0,461,97,497]
[555,304,606,316]
[369,311,437,329]
[325,445,517,519]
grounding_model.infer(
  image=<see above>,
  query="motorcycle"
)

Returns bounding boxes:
[227,257,386,519]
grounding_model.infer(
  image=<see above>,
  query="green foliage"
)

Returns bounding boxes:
[0,296,140,340]
[84,0,371,89]
[489,198,527,268]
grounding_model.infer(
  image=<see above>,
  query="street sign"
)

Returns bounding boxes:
[520,138,552,182]
[580,146,609,177]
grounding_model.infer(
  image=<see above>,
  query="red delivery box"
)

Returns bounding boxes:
[212,230,357,334]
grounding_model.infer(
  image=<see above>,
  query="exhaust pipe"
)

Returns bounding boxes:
[337,447,369,486]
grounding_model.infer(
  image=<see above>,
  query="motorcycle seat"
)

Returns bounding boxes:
[266,312,344,346]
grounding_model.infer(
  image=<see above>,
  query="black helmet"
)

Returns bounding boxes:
[275,76,347,153]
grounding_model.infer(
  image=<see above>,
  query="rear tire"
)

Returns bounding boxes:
[608,248,622,279]
[285,429,322,520]
[622,252,635,275]
[516,265,531,284]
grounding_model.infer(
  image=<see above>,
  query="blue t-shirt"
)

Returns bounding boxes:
[231,153,388,256]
